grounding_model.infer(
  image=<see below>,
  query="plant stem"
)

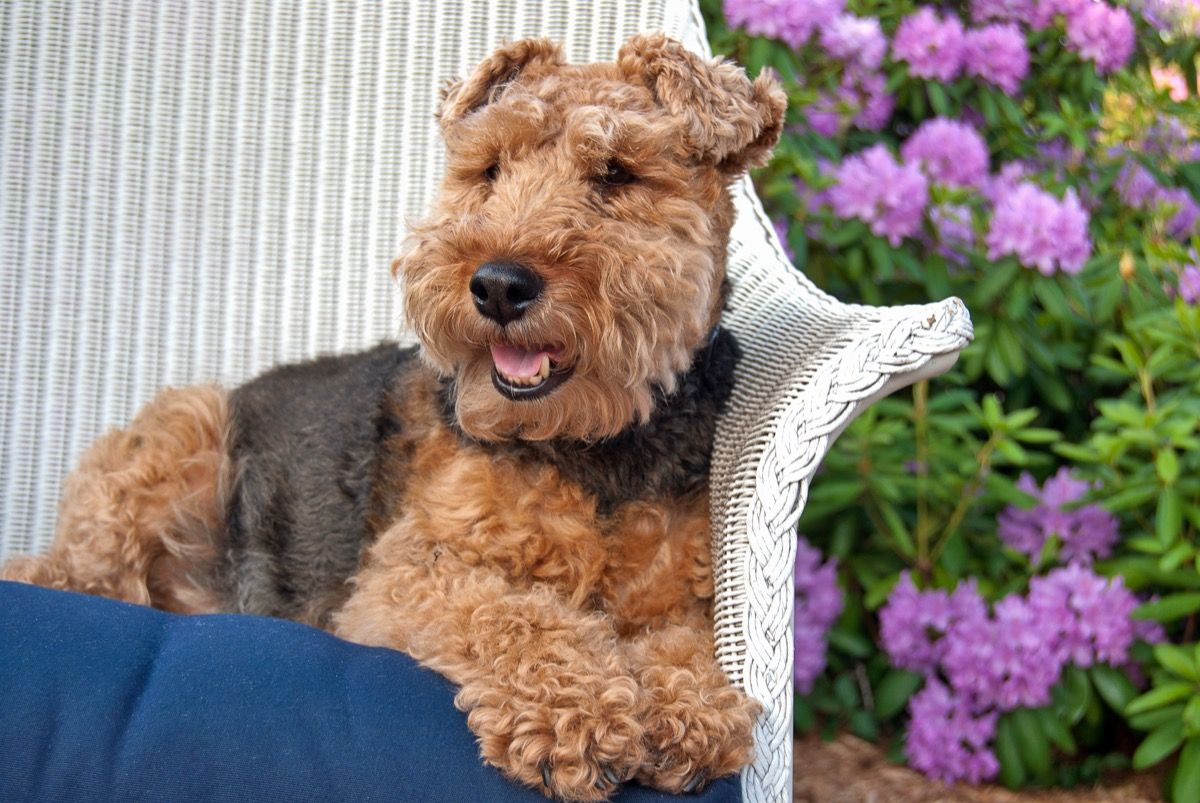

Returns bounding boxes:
[1138,367,1156,416]
[914,381,930,571]
[930,432,1001,566]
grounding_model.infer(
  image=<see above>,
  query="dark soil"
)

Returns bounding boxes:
[794,735,1164,802]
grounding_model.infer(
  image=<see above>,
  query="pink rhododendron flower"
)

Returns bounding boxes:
[901,118,990,188]
[829,145,928,245]
[1180,265,1200,303]
[723,0,845,48]
[892,8,965,82]
[906,679,1000,784]
[818,14,887,71]
[962,23,1029,95]
[1065,3,1135,74]
[986,181,1091,274]
[997,468,1119,565]
[793,537,842,692]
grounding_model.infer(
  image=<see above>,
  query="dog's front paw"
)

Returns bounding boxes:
[460,675,648,801]
[634,667,760,794]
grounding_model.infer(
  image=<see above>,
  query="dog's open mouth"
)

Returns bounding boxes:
[490,343,573,401]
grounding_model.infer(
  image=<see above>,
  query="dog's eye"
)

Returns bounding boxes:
[596,161,635,189]
[483,163,500,182]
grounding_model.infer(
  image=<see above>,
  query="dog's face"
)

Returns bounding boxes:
[399,35,784,442]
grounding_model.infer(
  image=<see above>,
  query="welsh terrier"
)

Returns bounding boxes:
[3,34,785,801]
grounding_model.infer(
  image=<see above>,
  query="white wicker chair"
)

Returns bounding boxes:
[0,2,973,800]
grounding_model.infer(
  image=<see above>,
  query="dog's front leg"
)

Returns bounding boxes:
[623,622,760,794]
[334,526,646,801]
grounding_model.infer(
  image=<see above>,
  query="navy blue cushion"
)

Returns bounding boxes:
[0,581,739,803]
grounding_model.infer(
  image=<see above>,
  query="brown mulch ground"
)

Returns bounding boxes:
[794,735,1164,802]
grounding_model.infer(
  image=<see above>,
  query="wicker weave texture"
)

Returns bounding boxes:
[0,3,973,801]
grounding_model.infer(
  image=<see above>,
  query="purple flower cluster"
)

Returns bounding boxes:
[892,8,965,82]
[890,8,1031,95]
[1064,1,1136,74]
[807,69,895,135]
[793,536,843,692]
[970,0,1058,28]
[931,203,977,265]
[906,679,1000,784]
[962,23,1030,94]
[970,0,1136,73]
[773,217,796,262]
[1135,0,1200,37]
[819,14,886,71]
[1180,264,1200,304]
[829,145,929,245]
[1116,159,1200,240]
[901,118,990,188]
[723,2,895,134]
[723,0,845,49]
[997,468,1119,565]
[880,574,985,673]
[985,181,1091,274]
[1143,118,1200,164]
[882,565,1159,784]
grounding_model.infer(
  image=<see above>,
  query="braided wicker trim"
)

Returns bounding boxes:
[713,178,975,802]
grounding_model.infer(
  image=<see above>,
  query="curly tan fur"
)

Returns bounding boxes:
[5,35,783,802]
[3,386,228,613]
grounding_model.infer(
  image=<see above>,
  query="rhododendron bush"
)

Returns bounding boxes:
[702,0,1200,798]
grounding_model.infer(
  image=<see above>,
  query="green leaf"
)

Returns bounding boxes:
[867,236,894,279]
[874,669,923,720]
[1160,542,1195,572]
[1091,665,1138,713]
[973,258,1021,304]
[826,627,873,659]
[1126,682,1196,716]
[981,393,1004,429]
[849,709,879,742]
[834,673,860,709]
[794,694,816,732]
[1102,483,1159,513]
[1174,738,1200,803]
[1134,593,1200,623]
[1036,706,1077,754]
[1012,427,1061,444]
[1063,665,1092,725]
[1156,643,1200,681]
[995,324,1027,377]
[995,438,1030,465]
[1184,696,1200,738]
[995,715,1027,789]
[1013,708,1052,780]
[1129,703,1186,732]
[1158,448,1182,485]
[1132,719,1184,770]
[1034,278,1074,320]
[1158,489,1184,547]
[927,82,950,116]
[876,499,915,558]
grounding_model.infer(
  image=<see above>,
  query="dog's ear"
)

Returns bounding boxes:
[618,33,785,174]
[439,39,565,127]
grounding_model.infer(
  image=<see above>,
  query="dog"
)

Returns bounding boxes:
[2,34,785,801]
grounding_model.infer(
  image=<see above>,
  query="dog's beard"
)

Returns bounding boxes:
[449,355,655,443]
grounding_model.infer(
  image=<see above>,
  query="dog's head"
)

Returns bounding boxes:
[398,34,785,442]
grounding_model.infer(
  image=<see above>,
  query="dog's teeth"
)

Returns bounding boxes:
[538,354,550,380]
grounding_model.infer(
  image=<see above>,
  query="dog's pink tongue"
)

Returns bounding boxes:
[491,343,547,379]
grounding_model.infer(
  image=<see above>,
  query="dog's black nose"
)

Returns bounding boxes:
[469,261,543,326]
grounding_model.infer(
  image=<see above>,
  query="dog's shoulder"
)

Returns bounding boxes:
[223,342,421,622]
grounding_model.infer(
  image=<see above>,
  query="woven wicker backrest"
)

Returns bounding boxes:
[0,2,972,800]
